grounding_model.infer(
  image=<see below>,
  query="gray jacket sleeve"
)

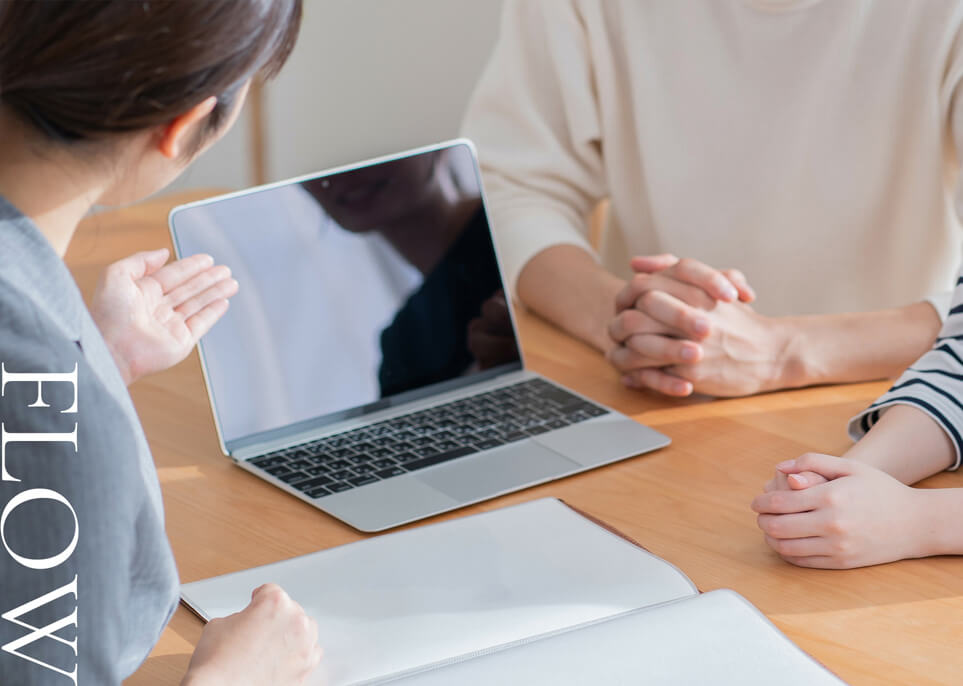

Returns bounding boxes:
[0,301,174,684]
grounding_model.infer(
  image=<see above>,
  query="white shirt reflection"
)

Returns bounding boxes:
[175,184,423,443]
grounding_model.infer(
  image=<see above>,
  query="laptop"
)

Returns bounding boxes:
[169,139,669,532]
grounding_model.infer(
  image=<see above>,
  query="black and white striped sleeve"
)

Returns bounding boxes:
[847,270,963,471]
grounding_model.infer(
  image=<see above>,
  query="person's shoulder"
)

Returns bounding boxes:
[0,274,70,368]
[0,275,136,455]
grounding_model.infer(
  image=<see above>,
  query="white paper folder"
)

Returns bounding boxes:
[181,498,845,685]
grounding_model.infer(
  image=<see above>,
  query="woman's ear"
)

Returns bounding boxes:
[158,96,218,159]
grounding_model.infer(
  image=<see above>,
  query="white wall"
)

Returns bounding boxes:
[170,0,504,192]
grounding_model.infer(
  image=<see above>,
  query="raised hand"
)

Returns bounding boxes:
[91,248,238,384]
[182,584,323,686]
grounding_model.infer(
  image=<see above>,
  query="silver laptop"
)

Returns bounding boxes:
[169,139,669,532]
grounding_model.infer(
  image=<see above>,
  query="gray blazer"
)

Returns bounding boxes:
[0,197,179,684]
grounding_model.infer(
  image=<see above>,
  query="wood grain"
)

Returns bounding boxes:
[64,192,963,686]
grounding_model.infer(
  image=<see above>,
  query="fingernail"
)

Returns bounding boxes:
[776,459,796,471]
[788,474,806,486]
[681,346,698,362]
[693,318,710,335]
[722,285,738,301]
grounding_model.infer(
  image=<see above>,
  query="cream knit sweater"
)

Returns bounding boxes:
[463,0,963,318]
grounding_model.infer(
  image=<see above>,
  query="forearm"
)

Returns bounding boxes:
[843,404,955,484]
[181,668,223,686]
[776,301,941,388]
[517,244,624,353]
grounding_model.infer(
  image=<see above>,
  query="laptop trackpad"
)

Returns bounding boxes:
[417,442,579,503]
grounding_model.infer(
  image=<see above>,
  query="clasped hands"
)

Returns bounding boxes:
[607,254,792,397]
[751,454,929,569]
[91,248,238,385]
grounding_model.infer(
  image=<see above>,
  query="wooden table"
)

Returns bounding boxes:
[66,192,963,686]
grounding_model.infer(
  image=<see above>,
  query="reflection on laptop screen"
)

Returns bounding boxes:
[171,143,522,444]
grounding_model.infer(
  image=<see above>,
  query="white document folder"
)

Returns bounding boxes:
[181,498,844,685]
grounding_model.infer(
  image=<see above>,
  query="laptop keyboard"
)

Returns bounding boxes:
[246,378,610,499]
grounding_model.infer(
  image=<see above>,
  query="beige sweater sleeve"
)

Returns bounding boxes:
[462,0,608,296]
[931,24,963,321]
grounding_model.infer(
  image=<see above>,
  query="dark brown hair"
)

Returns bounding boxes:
[0,0,302,143]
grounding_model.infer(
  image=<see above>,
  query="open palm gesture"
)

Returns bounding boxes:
[91,248,238,385]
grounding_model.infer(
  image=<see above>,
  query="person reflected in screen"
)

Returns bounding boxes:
[303,149,520,398]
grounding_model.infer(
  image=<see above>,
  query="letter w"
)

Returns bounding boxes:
[1,575,78,684]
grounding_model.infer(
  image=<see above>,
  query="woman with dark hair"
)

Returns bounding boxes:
[0,1,322,684]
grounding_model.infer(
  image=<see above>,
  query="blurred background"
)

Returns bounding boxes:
[169,0,505,193]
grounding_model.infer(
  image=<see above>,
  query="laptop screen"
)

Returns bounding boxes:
[170,142,523,445]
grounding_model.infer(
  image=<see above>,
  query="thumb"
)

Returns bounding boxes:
[721,268,756,303]
[786,470,830,490]
[778,453,856,481]
[630,254,678,274]
[110,248,170,281]
[140,248,171,275]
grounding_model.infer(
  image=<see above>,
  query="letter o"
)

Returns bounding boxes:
[1,488,78,570]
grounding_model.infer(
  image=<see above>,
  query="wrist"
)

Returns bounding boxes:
[516,245,623,355]
[593,276,627,355]
[912,488,963,557]
[766,316,811,391]
[182,667,219,686]
[103,337,135,386]
[769,315,840,390]
[584,273,625,355]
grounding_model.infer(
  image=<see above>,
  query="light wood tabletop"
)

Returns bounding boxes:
[65,191,963,686]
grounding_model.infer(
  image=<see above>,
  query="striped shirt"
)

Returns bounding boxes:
[848,267,963,471]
